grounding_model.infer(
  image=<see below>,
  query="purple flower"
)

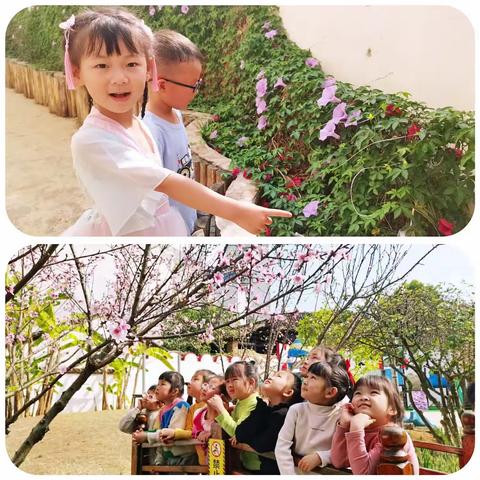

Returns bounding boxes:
[319,120,340,141]
[303,200,320,218]
[237,136,248,147]
[265,29,277,39]
[149,6,156,16]
[256,97,267,114]
[332,102,348,124]
[209,130,218,139]
[257,115,268,130]
[322,77,336,88]
[256,77,268,97]
[274,77,286,89]
[5,333,15,346]
[181,5,189,14]
[256,69,265,80]
[345,110,362,127]
[305,57,320,68]
[317,85,341,107]
[240,60,245,70]
[262,21,272,31]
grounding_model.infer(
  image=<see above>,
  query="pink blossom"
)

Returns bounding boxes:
[109,320,130,343]
[265,29,277,39]
[322,77,336,88]
[303,200,320,218]
[256,69,266,80]
[213,272,224,286]
[314,282,323,294]
[291,273,305,285]
[237,136,248,147]
[256,77,268,97]
[320,120,340,141]
[5,333,15,346]
[317,85,341,107]
[181,6,189,15]
[256,97,267,114]
[59,364,68,375]
[345,110,362,127]
[262,21,271,31]
[332,102,348,124]
[286,193,297,202]
[274,77,286,89]
[209,130,218,139]
[257,115,268,130]
[305,57,319,68]
[6,286,14,294]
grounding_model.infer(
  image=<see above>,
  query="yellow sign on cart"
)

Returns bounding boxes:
[208,438,225,474]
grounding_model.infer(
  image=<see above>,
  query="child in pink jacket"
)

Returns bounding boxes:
[331,375,419,474]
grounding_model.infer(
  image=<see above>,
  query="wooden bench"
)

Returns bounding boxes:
[131,411,475,475]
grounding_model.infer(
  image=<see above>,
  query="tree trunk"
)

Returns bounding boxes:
[11,363,96,467]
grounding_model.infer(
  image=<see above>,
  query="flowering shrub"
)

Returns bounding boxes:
[6,5,474,235]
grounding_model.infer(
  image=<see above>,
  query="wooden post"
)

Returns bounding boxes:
[460,410,475,468]
[377,425,414,475]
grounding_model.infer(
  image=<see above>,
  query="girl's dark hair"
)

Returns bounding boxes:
[147,384,157,392]
[308,361,352,405]
[287,372,303,406]
[353,375,404,425]
[210,374,229,399]
[63,8,153,116]
[225,361,259,388]
[194,369,216,383]
[159,371,185,396]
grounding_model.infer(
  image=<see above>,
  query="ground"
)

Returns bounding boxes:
[5,88,88,236]
[5,410,131,475]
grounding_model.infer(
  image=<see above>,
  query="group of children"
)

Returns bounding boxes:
[60,7,292,237]
[119,345,419,475]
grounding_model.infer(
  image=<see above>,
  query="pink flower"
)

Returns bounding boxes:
[256,97,267,114]
[181,6,189,15]
[262,21,272,31]
[319,120,340,141]
[314,282,323,294]
[265,29,277,39]
[274,77,286,88]
[303,200,320,218]
[345,110,362,127]
[286,193,297,202]
[256,77,268,98]
[209,130,218,139]
[236,136,248,147]
[257,115,268,130]
[438,218,454,236]
[213,272,224,286]
[322,77,336,88]
[212,114,220,122]
[256,69,266,79]
[291,273,305,285]
[305,57,319,68]
[317,85,341,107]
[109,320,130,343]
[332,102,348,124]
[5,333,15,346]
[59,364,68,375]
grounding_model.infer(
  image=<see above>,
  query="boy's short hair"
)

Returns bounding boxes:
[152,29,203,66]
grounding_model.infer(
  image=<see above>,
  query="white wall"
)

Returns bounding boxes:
[280,6,474,110]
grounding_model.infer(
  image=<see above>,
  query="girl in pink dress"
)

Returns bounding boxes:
[60,8,291,236]
[330,375,419,474]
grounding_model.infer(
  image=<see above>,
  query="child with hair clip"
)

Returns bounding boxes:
[206,361,260,471]
[59,7,291,236]
[235,370,303,474]
[191,375,229,464]
[132,371,196,466]
[330,374,419,474]
[275,361,352,475]
[157,369,215,445]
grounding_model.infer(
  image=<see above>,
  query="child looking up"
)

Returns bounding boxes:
[60,8,291,236]
[331,375,419,474]
[207,361,260,471]
[132,371,196,466]
[119,384,161,433]
[275,361,352,474]
[235,370,303,474]
[143,29,202,233]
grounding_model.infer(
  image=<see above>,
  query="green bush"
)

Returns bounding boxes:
[6,5,474,236]
[416,448,460,474]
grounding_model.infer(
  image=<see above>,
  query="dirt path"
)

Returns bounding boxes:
[5,88,89,236]
[5,410,131,474]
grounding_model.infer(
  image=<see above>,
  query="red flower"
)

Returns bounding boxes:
[286,176,303,188]
[231,167,241,177]
[385,104,402,117]
[264,173,273,182]
[212,114,220,122]
[454,148,463,159]
[278,153,286,161]
[286,193,297,202]
[243,169,252,179]
[438,218,454,236]
[406,123,421,141]
[261,200,270,208]
[264,226,271,236]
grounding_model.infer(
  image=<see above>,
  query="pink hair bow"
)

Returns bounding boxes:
[59,14,76,90]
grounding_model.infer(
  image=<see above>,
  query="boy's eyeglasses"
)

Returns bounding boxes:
[164,78,203,93]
